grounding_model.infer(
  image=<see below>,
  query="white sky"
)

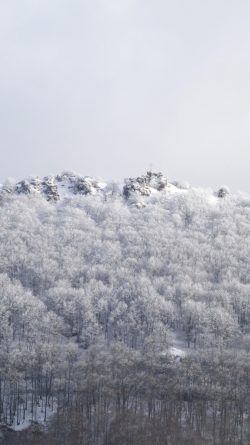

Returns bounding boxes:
[0,0,250,191]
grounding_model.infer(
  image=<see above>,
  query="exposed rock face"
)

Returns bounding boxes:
[56,172,104,196]
[55,171,76,183]
[73,177,100,195]
[15,180,33,195]
[42,177,60,202]
[123,171,168,199]
[0,171,227,207]
[6,171,169,203]
[15,177,42,195]
[217,186,230,198]
[10,172,103,202]
[15,176,60,201]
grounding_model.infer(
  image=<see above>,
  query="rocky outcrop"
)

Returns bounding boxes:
[2,171,229,207]
[217,186,230,198]
[5,172,107,202]
[15,180,33,194]
[15,176,60,201]
[0,171,171,204]
[123,171,168,199]
[15,177,42,195]
[41,177,60,202]
[73,177,101,195]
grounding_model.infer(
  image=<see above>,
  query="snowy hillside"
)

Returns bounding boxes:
[0,171,249,444]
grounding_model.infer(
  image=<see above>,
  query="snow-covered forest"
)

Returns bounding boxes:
[0,172,249,445]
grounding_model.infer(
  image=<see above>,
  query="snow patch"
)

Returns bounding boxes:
[8,400,57,432]
[169,346,186,358]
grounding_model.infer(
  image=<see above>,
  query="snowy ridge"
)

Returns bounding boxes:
[0,171,229,206]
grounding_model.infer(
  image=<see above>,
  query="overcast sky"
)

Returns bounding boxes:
[0,0,250,191]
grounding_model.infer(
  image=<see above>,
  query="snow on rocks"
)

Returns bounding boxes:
[217,186,230,198]
[0,171,232,208]
[169,346,186,358]
[123,171,168,199]
[11,172,107,202]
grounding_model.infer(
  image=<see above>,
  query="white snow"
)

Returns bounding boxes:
[8,400,57,432]
[169,346,186,358]
[56,180,73,199]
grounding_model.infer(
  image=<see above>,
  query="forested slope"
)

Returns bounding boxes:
[0,172,249,444]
